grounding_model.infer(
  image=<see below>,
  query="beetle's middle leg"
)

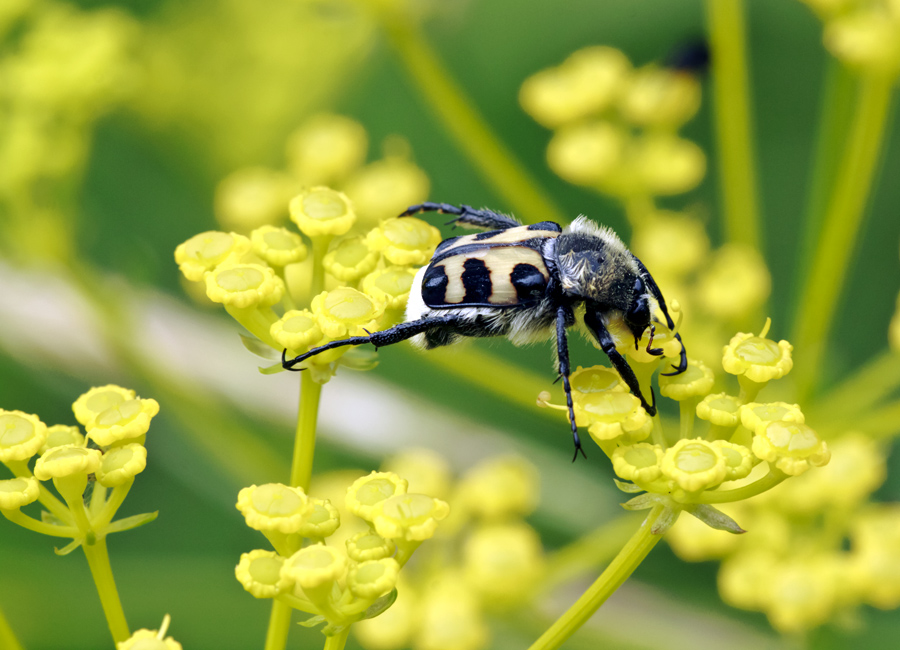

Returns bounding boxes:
[555,305,586,461]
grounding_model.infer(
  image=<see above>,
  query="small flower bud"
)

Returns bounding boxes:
[235,550,292,598]
[236,483,311,534]
[321,237,379,282]
[175,231,251,282]
[214,167,294,231]
[381,448,452,500]
[739,402,804,435]
[270,309,323,351]
[345,471,408,522]
[0,476,40,510]
[372,493,450,541]
[416,576,488,650]
[362,266,418,311]
[343,158,430,227]
[285,114,368,186]
[630,211,710,279]
[722,325,793,384]
[660,359,714,401]
[633,133,706,196]
[40,425,84,453]
[697,245,771,321]
[0,410,47,462]
[72,385,136,426]
[661,438,728,493]
[611,443,664,483]
[250,225,307,267]
[711,440,755,481]
[619,65,702,128]
[204,263,285,308]
[281,544,348,590]
[456,455,539,520]
[116,615,182,650]
[752,421,830,476]
[96,443,147,487]
[365,217,441,266]
[87,398,160,447]
[346,531,395,563]
[546,121,626,187]
[348,558,400,599]
[696,393,743,427]
[34,444,102,481]
[312,287,385,339]
[289,187,356,238]
[824,10,900,74]
[462,522,544,606]
[298,498,341,538]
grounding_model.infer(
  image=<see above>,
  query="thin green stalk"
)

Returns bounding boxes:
[324,627,350,650]
[82,537,130,644]
[0,509,78,537]
[693,468,788,504]
[0,605,23,650]
[528,506,667,650]
[705,0,762,249]
[290,373,323,491]
[310,236,332,298]
[382,17,567,226]
[792,73,895,401]
[263,602,293,650]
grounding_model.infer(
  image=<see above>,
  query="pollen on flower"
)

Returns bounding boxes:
[0,409,48,462]
[236,483,311,534]
[289,186,356,238]
[0,476,41,510]
[235,550,291,599]
[250,225,308,267]
[365,216,441,266]
[204,263,285,309]
[569,365,627,394]
[711,440,755,481]
[116,615,183,650]
[174,231,252,282]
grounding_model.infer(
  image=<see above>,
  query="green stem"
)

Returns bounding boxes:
[310,236,332,298]
[705,0,762,249]
[290,373,323,491]
[382,16,567,225]
[0,508,78,537]
[82,537,130,644]
[692,467,788,504]
[324,626,350,650]
[95,480,134,529]
[0,604,23,650]
[792,73,895,400]
[263,601,293,650]
[528,506,666,650]
[679,400,696,440]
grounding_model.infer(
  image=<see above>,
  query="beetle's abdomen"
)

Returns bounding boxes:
[422,246,551,308]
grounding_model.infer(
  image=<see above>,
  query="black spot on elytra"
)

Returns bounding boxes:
[510,263,547,303]
[422,264,449,306]
[461,258,492,303]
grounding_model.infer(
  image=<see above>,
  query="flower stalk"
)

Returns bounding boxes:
[82,537,130,643]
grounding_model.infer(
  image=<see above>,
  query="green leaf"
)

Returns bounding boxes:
[614,479,644,494]
[106,511,159,534]
[621,493,658,511]
[650,506,680,535]
[54,539,82,556]
[240,333,279,360]
[298,615,326,629]
[339,346,380,371]
[685,504,746,534]
[362,589,398,620]
[259,361,286,375]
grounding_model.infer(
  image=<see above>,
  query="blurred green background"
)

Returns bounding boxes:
[1,0,899,648]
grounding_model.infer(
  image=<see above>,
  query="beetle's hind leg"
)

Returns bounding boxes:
[555,306,586,461]
[398,202,521,231]
[282,317,457,371]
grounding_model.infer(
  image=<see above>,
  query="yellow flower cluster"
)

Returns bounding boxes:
[234,471,449,635]
[0,385,159,552]
[520,45,705,200]
[176,178,441,382]
[351,452,546,650]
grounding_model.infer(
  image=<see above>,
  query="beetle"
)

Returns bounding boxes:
[283,202,687,460]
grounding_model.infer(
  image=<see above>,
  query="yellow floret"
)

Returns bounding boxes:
[174,231,251,282]
[86,398,160,447]
[0,410,48,463]
[250,225,307,267]
[365,216,441,266]
[289,187,356,238]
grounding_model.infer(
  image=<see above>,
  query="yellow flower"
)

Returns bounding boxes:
[365,216,441,266]
[611,443,664,483]
[311,287,385,339]
[462,522,544,606]
[72,385,136,426]
[0,409,47,462]
[96,443,147,487]
[372,493,450,542]
[455,455,539,520]
[659,359,714,401]
[34,444,102,481]
[719,551,774,611]
[415,576,488,650]
[574,391,653,443]
[761,556,840,633]
[696,245,771,321]
[660,438,728,493]
[249,225,307,267]
[619,65,701,129]
[214,167,294,231]
[546,121,626,187]
[235,550,291,599]
[752,421,830,476]
[117,625,183,650]
[630,210,710,279]
[346,530,395,563]
[632,133,706,196]
[711,440,755,481]
[297,498,341,539]
[86,398,160,447]
[0,476,40,510]
[381,448,452,500]
[174,231,252,282]
[722,323,793,384]
[519,46,631,128]
[345,471,408,522]
[348,558,400,599]
[204,263,285,308]
[40,424,84,453]
[696,393,743,427]
[739,402,804,435]
[289,186,356,238]
[824,9,900,74]
[285,114,368,186]
[236,483,311,534]
[343,157,431,227]
[270,310,323,352]
[281,544,348,590]
[667,502,744,562]
[321,236,380,282]
[362,266,418,311]
[569,365,627,395]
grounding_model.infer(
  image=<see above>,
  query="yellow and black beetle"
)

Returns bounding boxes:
[283,202,687,460]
